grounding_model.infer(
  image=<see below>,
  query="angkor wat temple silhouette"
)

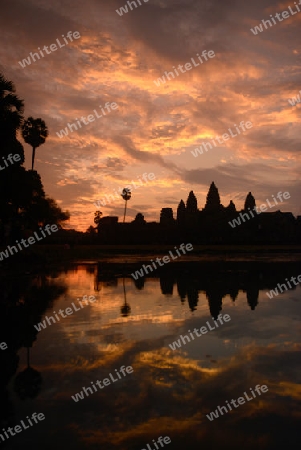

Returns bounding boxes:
[95,182,301,244]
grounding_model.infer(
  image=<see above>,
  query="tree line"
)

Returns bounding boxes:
[0,72,69,245]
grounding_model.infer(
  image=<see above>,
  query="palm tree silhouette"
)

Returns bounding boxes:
[22,117,48,170]
[121,188,131,223]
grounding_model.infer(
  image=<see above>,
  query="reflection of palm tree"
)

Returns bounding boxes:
[94,263,100,291]
[121,188,131,223]
[22,117,48,170]
[14,348,42,400]
[13,282,66,401]
[120,277,131,317]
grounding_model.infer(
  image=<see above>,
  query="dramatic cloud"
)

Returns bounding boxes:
[1,0,300,229]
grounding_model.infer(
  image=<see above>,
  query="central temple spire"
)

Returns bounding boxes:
[204,182,221,212]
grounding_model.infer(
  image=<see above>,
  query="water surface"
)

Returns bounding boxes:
[1,260,300,449]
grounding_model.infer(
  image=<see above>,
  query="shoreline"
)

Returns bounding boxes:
[1,245,301,273]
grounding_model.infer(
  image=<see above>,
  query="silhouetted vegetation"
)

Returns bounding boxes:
[22,116,48,170]
[0,72,69,247]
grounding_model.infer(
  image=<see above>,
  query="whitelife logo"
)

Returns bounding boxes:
[0,412,45,444]
[56,102,118,138]
[153,50,215,86]
[168,314,231,351]
[33,295,96,332]
[71,365,134,402]
[0,224,58,261]
[94,172,155,207]
[191,121,253,157]
[288,89,301,106]
[250,2,301,35]
[0,342,8,351]
[18,31,81,68]
[0,153,21,171]
[116,0,149,16]
[266,274,301,298]
[131,243,193,280]
[228,191,290,228]
[206,385,269,421]
[140,436,171,450]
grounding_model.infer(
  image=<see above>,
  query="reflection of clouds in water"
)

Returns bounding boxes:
[51,264,301,374]
[3,263,300,449]
[50,342,300,449]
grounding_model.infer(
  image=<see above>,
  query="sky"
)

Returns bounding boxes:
[1,0,301,231]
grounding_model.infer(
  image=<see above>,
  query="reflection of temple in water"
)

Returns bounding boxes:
[160,271,270,318]
[158,263,298,317]
[159,267,264,317]
[94,261,301,319]
[160,275,175,296]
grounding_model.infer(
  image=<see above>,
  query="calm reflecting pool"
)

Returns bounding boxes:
[1,260,300,449]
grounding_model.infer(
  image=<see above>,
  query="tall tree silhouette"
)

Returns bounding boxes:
[22,117,48,170]
[121,188,131,223]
